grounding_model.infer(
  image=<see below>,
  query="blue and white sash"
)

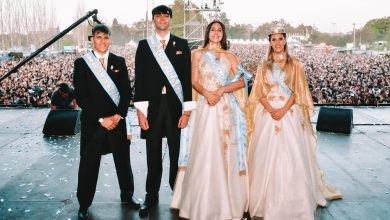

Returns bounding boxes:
[82,51,131,137]
[272,63,292,97]
[201,51,251,173]
[146,33,184,103]
[147,34,192,167]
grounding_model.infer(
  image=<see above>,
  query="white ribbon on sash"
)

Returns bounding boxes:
[82,51,132,138]
[146,34,191,168]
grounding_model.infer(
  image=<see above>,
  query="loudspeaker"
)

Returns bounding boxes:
[43,109,81,135]
[316,107,353,134]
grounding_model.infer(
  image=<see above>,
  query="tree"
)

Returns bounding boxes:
[227,23,253,40]
[111,19,134,45]
[171,0,185,37]
[170,0,204,38]
[362,17,390,42]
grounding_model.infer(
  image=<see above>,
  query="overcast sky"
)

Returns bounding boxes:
[56,0,390,33]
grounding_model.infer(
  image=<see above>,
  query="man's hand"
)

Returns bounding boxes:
[178,112,190,128]
[137,110,149,130]
[113,114,123,124]
[100,116,118,130]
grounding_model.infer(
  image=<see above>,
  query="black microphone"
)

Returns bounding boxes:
[90,9,98,14]
[92,14,102,24]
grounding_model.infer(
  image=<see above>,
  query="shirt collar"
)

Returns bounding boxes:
[155,32,170,43]
[94,50,109,62]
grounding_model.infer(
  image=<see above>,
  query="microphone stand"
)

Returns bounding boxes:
[0,9,99,82]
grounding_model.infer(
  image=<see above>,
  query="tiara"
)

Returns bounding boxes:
[267,20,287,36]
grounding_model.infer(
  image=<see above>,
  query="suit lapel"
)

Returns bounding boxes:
[107,53,113,73]
[166,34,175,62]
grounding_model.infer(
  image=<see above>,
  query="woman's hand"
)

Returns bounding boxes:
[215,87,225,97]
[204,90,221,106]
[271,107,288,121]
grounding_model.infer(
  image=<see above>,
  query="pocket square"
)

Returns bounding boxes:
[176,51,183,55]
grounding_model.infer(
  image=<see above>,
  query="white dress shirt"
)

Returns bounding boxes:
[94,50,109,70]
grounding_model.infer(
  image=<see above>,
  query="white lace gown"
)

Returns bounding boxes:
[248,70,327,220]
[171,52,248,220]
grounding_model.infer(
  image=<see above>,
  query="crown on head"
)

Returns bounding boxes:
[267,20,287,36]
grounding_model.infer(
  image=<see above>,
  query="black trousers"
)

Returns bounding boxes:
[145,95,181,198]
[77,123,134,209]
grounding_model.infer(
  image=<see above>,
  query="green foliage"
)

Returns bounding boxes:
[227,24,253,40]
[310,30,351,46]
[363,17,390,40]
[170,0,204,37]
[170,0,185,37]
[111,18,134,45]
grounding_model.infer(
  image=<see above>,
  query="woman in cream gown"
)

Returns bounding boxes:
[247,22,342,220]
[171,20,250,220]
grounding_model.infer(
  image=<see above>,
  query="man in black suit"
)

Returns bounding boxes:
[134,5,195,218]
[73,24,140,219]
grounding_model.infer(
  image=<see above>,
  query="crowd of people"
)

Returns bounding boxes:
[230,44,390,104]
[0,54,77,106]
[0,43,389,106]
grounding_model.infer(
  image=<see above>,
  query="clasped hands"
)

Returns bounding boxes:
[100,114,123,131]
[266,106,288,121]
[204,87,224,106]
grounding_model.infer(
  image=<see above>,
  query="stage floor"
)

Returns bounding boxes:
[0,107,389,220]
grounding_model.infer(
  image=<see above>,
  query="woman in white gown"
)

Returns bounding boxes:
[247,21,342,220]
[171,20,251,220]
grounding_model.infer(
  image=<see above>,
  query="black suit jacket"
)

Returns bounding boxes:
[134,34,192,139]
[73,52,131,153]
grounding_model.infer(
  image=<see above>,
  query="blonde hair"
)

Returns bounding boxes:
[264,33,292,71]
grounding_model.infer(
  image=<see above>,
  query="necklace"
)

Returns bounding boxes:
[273,53,286,63]
[207,43,222,51]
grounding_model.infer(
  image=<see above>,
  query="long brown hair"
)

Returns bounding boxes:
[202,20,228,50]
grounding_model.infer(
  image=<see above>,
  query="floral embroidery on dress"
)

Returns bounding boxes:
[274,125,281,135]
[301,121,305,129]
[267,95,276,101]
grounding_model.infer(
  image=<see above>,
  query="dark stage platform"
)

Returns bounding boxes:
[0,107,389,220]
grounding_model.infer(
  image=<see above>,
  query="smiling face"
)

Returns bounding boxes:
[153,13,171,31]
[208,22,223,44]
[92,31,111,55]
[270,33,286,54]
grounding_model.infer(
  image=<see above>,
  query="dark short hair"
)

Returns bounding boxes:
[92,24,111,36]
[152,5,172,18]
[59,83,70,93]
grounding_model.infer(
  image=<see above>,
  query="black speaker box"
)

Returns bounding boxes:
[43,109,81,135]
[316,107,353,134]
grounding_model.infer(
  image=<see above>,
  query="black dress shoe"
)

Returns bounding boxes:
[139,196,159,218]
[78,208,89,219]
[243,211,251,220]
[121,195,141,209]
